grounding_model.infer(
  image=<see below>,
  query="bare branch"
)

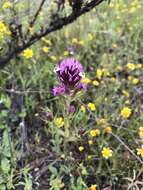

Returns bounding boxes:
[0,0,105,68]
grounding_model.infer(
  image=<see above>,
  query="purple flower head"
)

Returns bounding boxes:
[52,84,66,96]
[55,58,84,90]
[69,105,76,114]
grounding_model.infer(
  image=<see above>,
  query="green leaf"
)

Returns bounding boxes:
[2,130,11,158]
[1,158,10,174]
[0,184,6,190]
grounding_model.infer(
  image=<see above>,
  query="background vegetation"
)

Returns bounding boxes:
[0,0,143,189]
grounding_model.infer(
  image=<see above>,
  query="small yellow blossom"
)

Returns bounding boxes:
[132,77,139,85]
[88,33,94,41]
[111,77,116,81]
[0,21,7,33]
[128,76,132,81]
[90,129,100,137]
[112,43,118,48]
[104,126,112,134]
[96,69,103,80]
[50,55,57,61]
[80,105,86,113]
[102,68,110,77]
[116,65,123,71]
[92,80,100,86]
[129,7,136,13]
[122,90,129,97]
[87,155,92,160]
[81,78,91,84]
[79,146,84,152]
[137,147,143,157]
[72,38,78,44]
[127,63,135,70]
[121,107,132,118]
[42,38,51,46]
[22,49,33,58]
[2,1,12,9]
[87,103,96,111]
[78,40,84,46]
[63,51,69,56]
[125,100,130,104]
[29,27,34,34]
[60,154,65,159]
[89,184,97,190]
[102,147,113,159]
[42,46,49,53]
[139,127,143,138]
[136,64,142,69]
[88,140,93,145]
[54,117,64,128]
[97,118,108,125]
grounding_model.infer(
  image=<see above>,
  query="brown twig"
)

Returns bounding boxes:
[27,0,47,33]
[0,0,105,68]
[111,132,143,164]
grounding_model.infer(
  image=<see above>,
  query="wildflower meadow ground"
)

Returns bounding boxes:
[0,0,143,189]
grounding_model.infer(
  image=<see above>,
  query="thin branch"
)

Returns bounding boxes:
[0,0,105,68]
[28,0,47,30]
[111,133,143,164]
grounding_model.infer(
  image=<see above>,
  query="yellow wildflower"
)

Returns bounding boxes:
[116,65,123,71]
[89,184,97,190]
[50,55,57,61]
[128,76,132,81]
[63,51,69,56]
[121,107,132,118]
[132,78,139,85]
[54,117,64,128]
[2,1,12,9]
[29,27,34,34]
[22,49,33,59]
[102,68,110,77]
[129,7,136,13]
[92,80,100,86]
[88,140,93,145]
[97,118,107,125]
[96,69,103,80]
[90,129,100,137]
[111,77,116,81]
[0,21,7,33]
[112,43,118,49]
[80,105,86,113]
[102,147,113,159]
[139,127,143,138]
[127,63,135,71]
[81,78,91,84]
[42,46,49,53]
[88,33,93,41]
[87,155,92,160]
[125,100,130,105]
[79,146,84,152]
[137,148,143,157]
[122,90,129,97]
[104,126,112,134]
[78,40,84,46]
[60,154,65,159]
[87,103,96,111]
[136,64,142,69]
[72,38,78,44]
